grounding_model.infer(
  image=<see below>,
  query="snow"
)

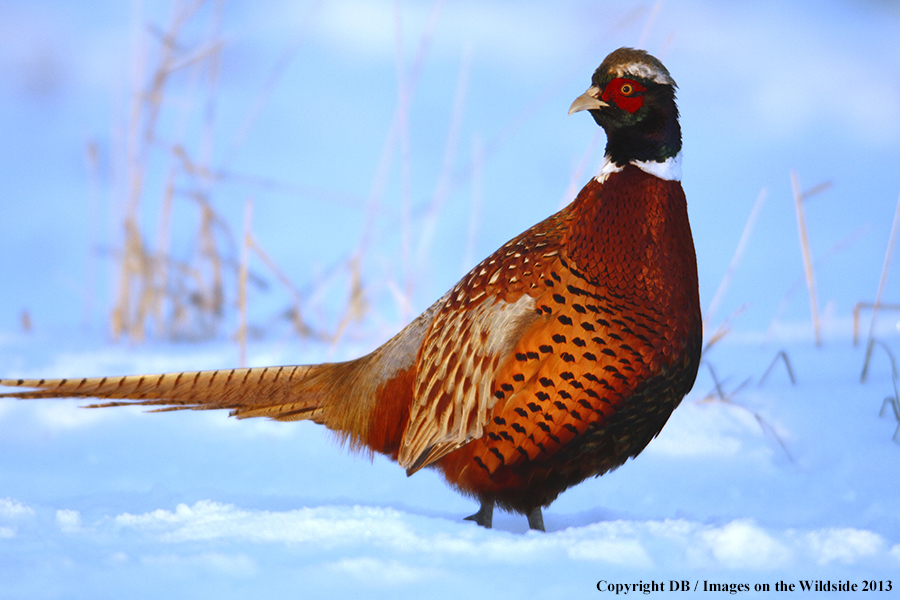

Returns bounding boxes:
[1,335,897,597]
[1,0,900,597]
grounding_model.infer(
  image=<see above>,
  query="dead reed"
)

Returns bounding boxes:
[790,170,832,346]
[105,0,365,353]
[860,191,900,382]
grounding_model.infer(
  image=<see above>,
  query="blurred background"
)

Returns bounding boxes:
[1,0,898,363]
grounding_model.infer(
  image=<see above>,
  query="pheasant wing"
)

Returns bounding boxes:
[399,212,570,474]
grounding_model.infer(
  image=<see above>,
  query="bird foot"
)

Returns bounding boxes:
[526,506,545,532]
[463,499,494,528]
[464,501,545,532]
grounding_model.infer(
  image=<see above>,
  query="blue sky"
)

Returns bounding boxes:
[1,0,898,352]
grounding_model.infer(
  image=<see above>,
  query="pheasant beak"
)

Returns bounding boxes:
[568,86,608,115]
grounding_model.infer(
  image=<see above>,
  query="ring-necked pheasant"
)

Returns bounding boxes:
[0,48,701,531]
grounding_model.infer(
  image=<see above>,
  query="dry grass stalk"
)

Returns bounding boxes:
[395,0,443,320]
[111,219,149,341]
[330,255,370,348]
[759,350,796,386]
[881,396,900,443]
[861,338,899,383]
[790,170,828,346]
[199,201,224,318]
[701,362,748,404]
[852,302,900,347]
[767,224,868,343]
[150,167,177,337]
[108,1,271,344]
[876,342,900,443]
[857,341,900,443]
[701,304,747,356]
[415,46,471,273]
[345,4,442,323]
[700,362,793,462]
[237,199,252,367]
[112,0,213,342]
[704,188,766,332]
[248,236,320,340]
[860,190,900,382]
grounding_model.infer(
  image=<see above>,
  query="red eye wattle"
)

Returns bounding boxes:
[601,78,646,113]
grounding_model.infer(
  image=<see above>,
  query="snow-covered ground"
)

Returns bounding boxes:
[1,332,898,598]
[1,1,899,597]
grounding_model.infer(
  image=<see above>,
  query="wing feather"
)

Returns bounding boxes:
[399,209,572,473]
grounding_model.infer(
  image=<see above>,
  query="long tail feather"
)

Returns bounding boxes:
[0,364,339,421]
[0,308,432,455]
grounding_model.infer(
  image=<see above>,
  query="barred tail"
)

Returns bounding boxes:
[0,364,344,422]
[0,309,431,458]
